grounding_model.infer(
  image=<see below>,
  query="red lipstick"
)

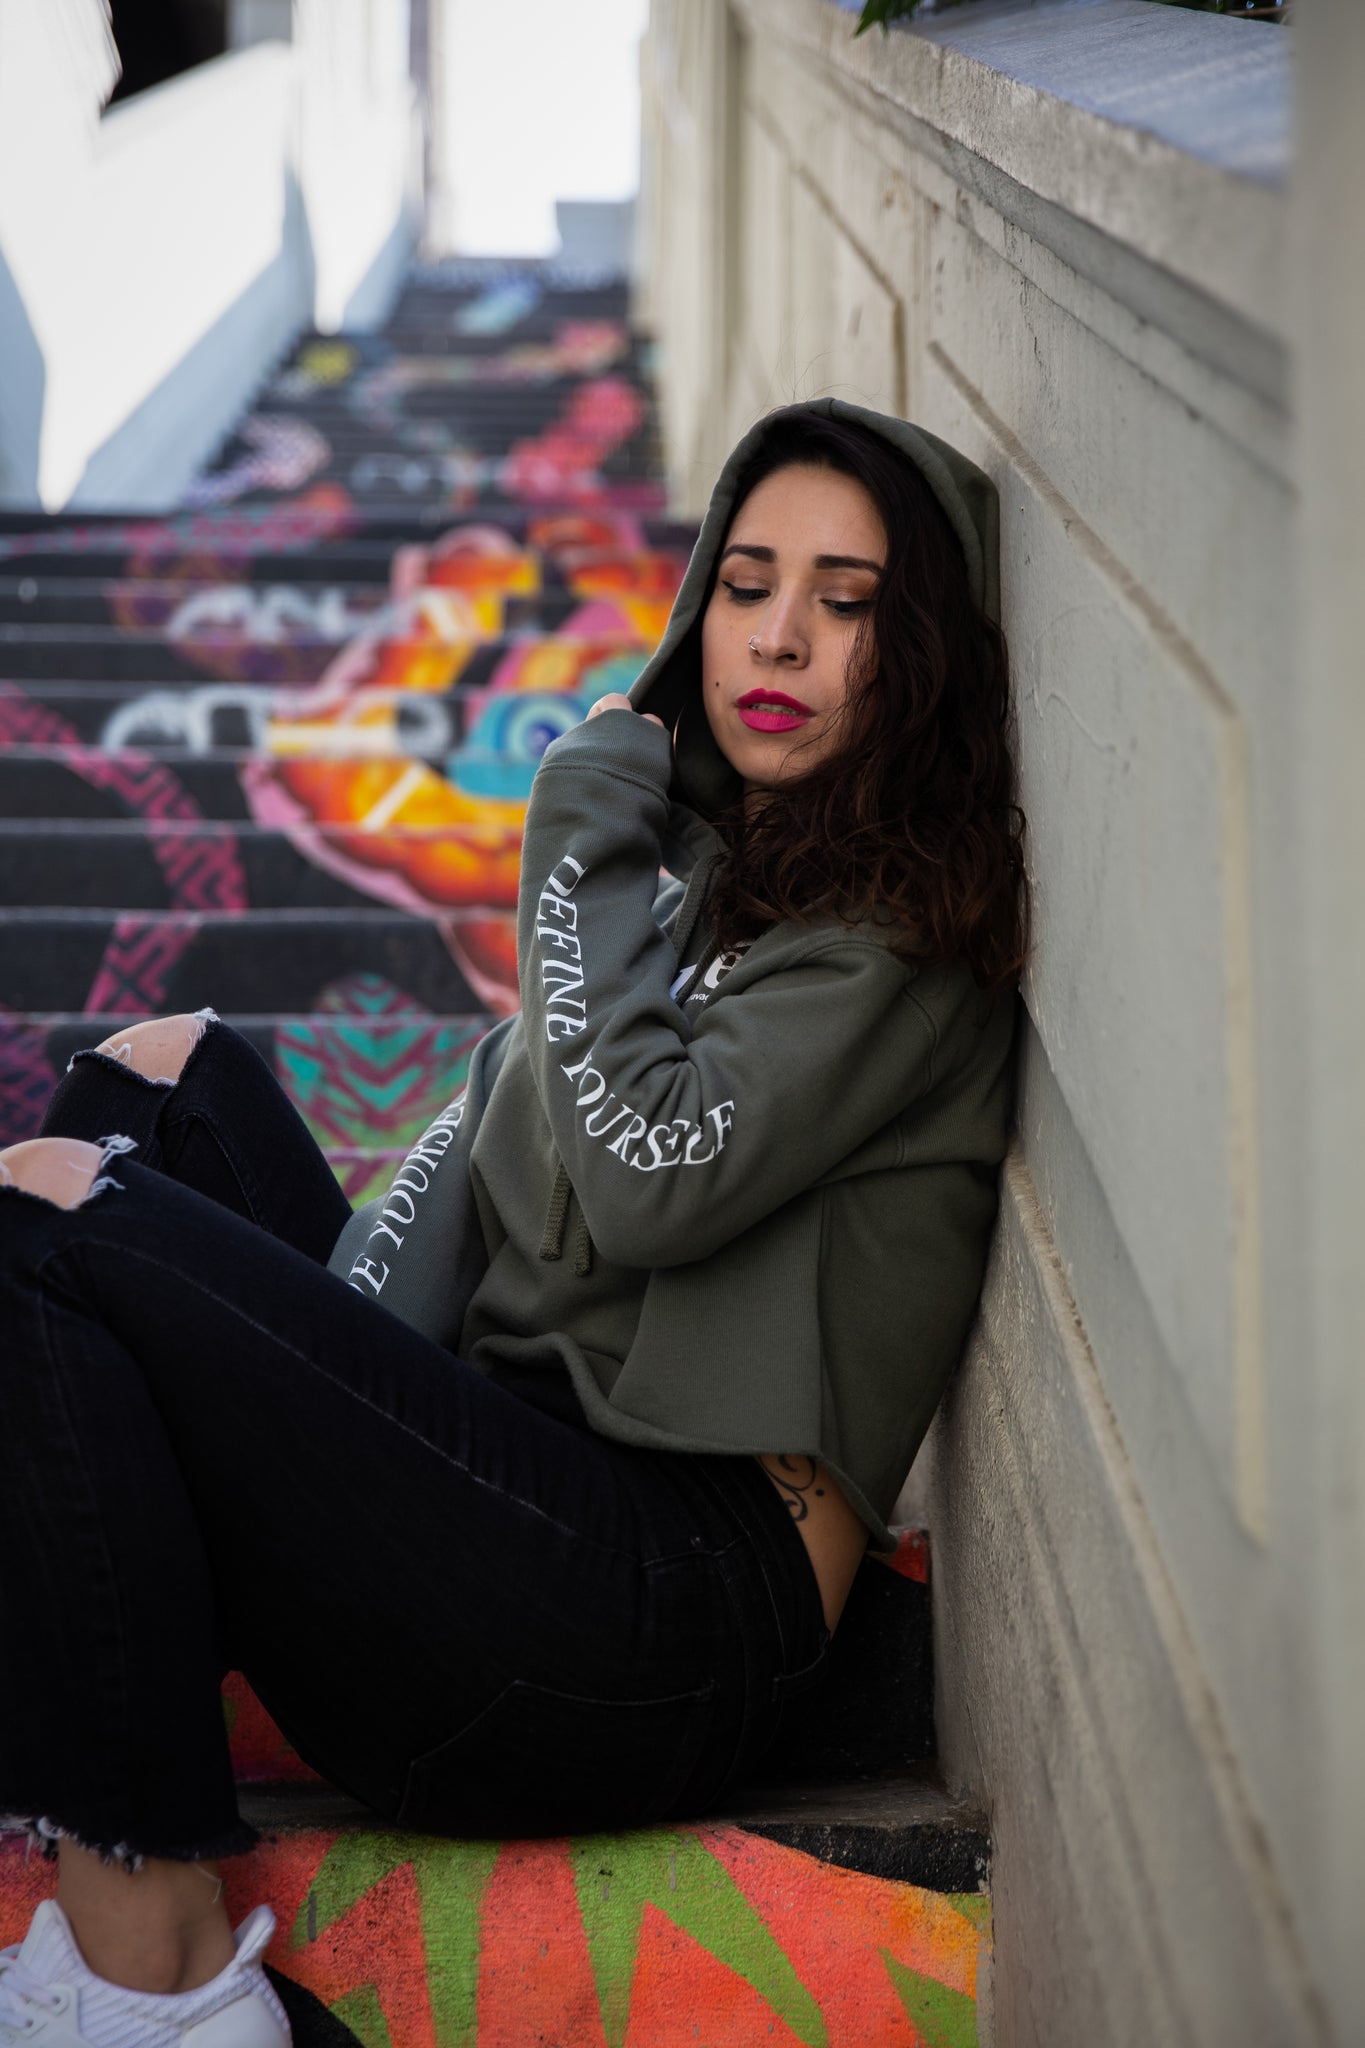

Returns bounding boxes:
[736,688,813,734]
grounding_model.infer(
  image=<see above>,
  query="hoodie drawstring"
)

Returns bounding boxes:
[539,1160,573,1262]
[539,1158,596,1277]
[669,851,720,970]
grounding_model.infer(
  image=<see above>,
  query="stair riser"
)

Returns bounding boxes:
[228,380,656,427]
[0,519,698,571]
[0,913,483,1018]
[0,558,686,623]
[1,1000,489,1154]
[0,825,518,913]
[197,479,670,514]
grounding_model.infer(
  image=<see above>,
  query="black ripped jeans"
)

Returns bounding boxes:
[0,1019,828,1867]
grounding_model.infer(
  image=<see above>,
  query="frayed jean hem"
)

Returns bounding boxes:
[0,1811,260,1874]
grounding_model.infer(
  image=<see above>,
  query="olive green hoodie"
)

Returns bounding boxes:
[328,399,1017,1551]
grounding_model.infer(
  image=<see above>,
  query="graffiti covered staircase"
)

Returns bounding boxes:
[0,264,990,2046]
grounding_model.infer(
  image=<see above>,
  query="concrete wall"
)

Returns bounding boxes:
[0,0,420,510]
[639,2,1364,2041]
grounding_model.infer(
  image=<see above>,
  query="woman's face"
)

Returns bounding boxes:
[700,461,887,792]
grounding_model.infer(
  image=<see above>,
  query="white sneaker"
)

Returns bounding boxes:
[0,1898,291,2047]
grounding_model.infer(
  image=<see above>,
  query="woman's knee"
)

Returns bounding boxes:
[0,1138,110,1209]
[93,1012,212,1084]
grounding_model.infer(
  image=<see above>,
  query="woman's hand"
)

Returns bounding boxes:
[585,693,664,729]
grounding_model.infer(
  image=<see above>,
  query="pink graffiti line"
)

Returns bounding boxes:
[85,918,202,1017]
[0,684,247,913]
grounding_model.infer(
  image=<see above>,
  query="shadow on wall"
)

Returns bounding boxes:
[0,241,44,506]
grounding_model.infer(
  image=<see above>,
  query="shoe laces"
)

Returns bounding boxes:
[0,1945,63,2036]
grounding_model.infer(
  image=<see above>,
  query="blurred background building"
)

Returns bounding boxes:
[0,0,647,512]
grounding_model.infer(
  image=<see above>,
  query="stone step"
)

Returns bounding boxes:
[0,534,698,592]
[0,554,687,622]
[252,375,657,421]
[0,992,489,1157]
[200,420,665,467]
[218,383,657,435]
[231,1766,988,1895]
[0,604,651,680]
[188,475,670,517]
[0,509,695,554]
[0,648,646,736]
[0,1782,990,2047]
[0,753,545,868]
[0,821,499,914]
[0,908,485,1018]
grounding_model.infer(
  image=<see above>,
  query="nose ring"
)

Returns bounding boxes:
[748,635,761,653]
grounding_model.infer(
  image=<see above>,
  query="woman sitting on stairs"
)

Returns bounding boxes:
[0,401,1027,2048]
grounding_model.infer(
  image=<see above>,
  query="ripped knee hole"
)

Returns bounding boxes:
[90,1007,217,1085]
[0,1135,137,1208]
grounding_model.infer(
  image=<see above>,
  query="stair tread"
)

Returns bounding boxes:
[233,1764,988,1895]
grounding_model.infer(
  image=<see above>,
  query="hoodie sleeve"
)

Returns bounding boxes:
[517,709,939,1269]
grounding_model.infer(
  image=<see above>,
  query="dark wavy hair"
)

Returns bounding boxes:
[699,413,1029,1000]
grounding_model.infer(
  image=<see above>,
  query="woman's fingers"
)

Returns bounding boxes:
[585,694,665,729]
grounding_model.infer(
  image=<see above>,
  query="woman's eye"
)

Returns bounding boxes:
[824,598,873,617]
[721,581,767,604]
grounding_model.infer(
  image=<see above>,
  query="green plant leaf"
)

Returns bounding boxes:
[571,1829,828,2048]
[854,0,922,35]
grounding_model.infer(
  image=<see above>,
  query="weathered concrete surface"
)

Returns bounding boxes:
[1289,0,1365,2035]
[639,1,1365,2040]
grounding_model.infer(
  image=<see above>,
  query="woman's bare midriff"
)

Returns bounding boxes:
[756,1454,868,1633]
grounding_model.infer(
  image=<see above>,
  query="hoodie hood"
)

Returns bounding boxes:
[629,398,1001,816]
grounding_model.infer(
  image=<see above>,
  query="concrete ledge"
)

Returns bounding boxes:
[234,1765,990,1894]
[828,0,1288,181]
[747,0,1288,347]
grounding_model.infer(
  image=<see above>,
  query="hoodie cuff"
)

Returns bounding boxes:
[538,707,674,792]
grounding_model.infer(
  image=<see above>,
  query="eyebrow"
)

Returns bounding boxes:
[719,543,884,573]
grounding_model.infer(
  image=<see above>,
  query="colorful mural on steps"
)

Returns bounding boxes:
[0,1826,987,2047]
[274,976,485,1207]
[0,273,686,1146]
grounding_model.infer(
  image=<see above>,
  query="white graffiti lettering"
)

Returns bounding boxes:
[165,585,381,644]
